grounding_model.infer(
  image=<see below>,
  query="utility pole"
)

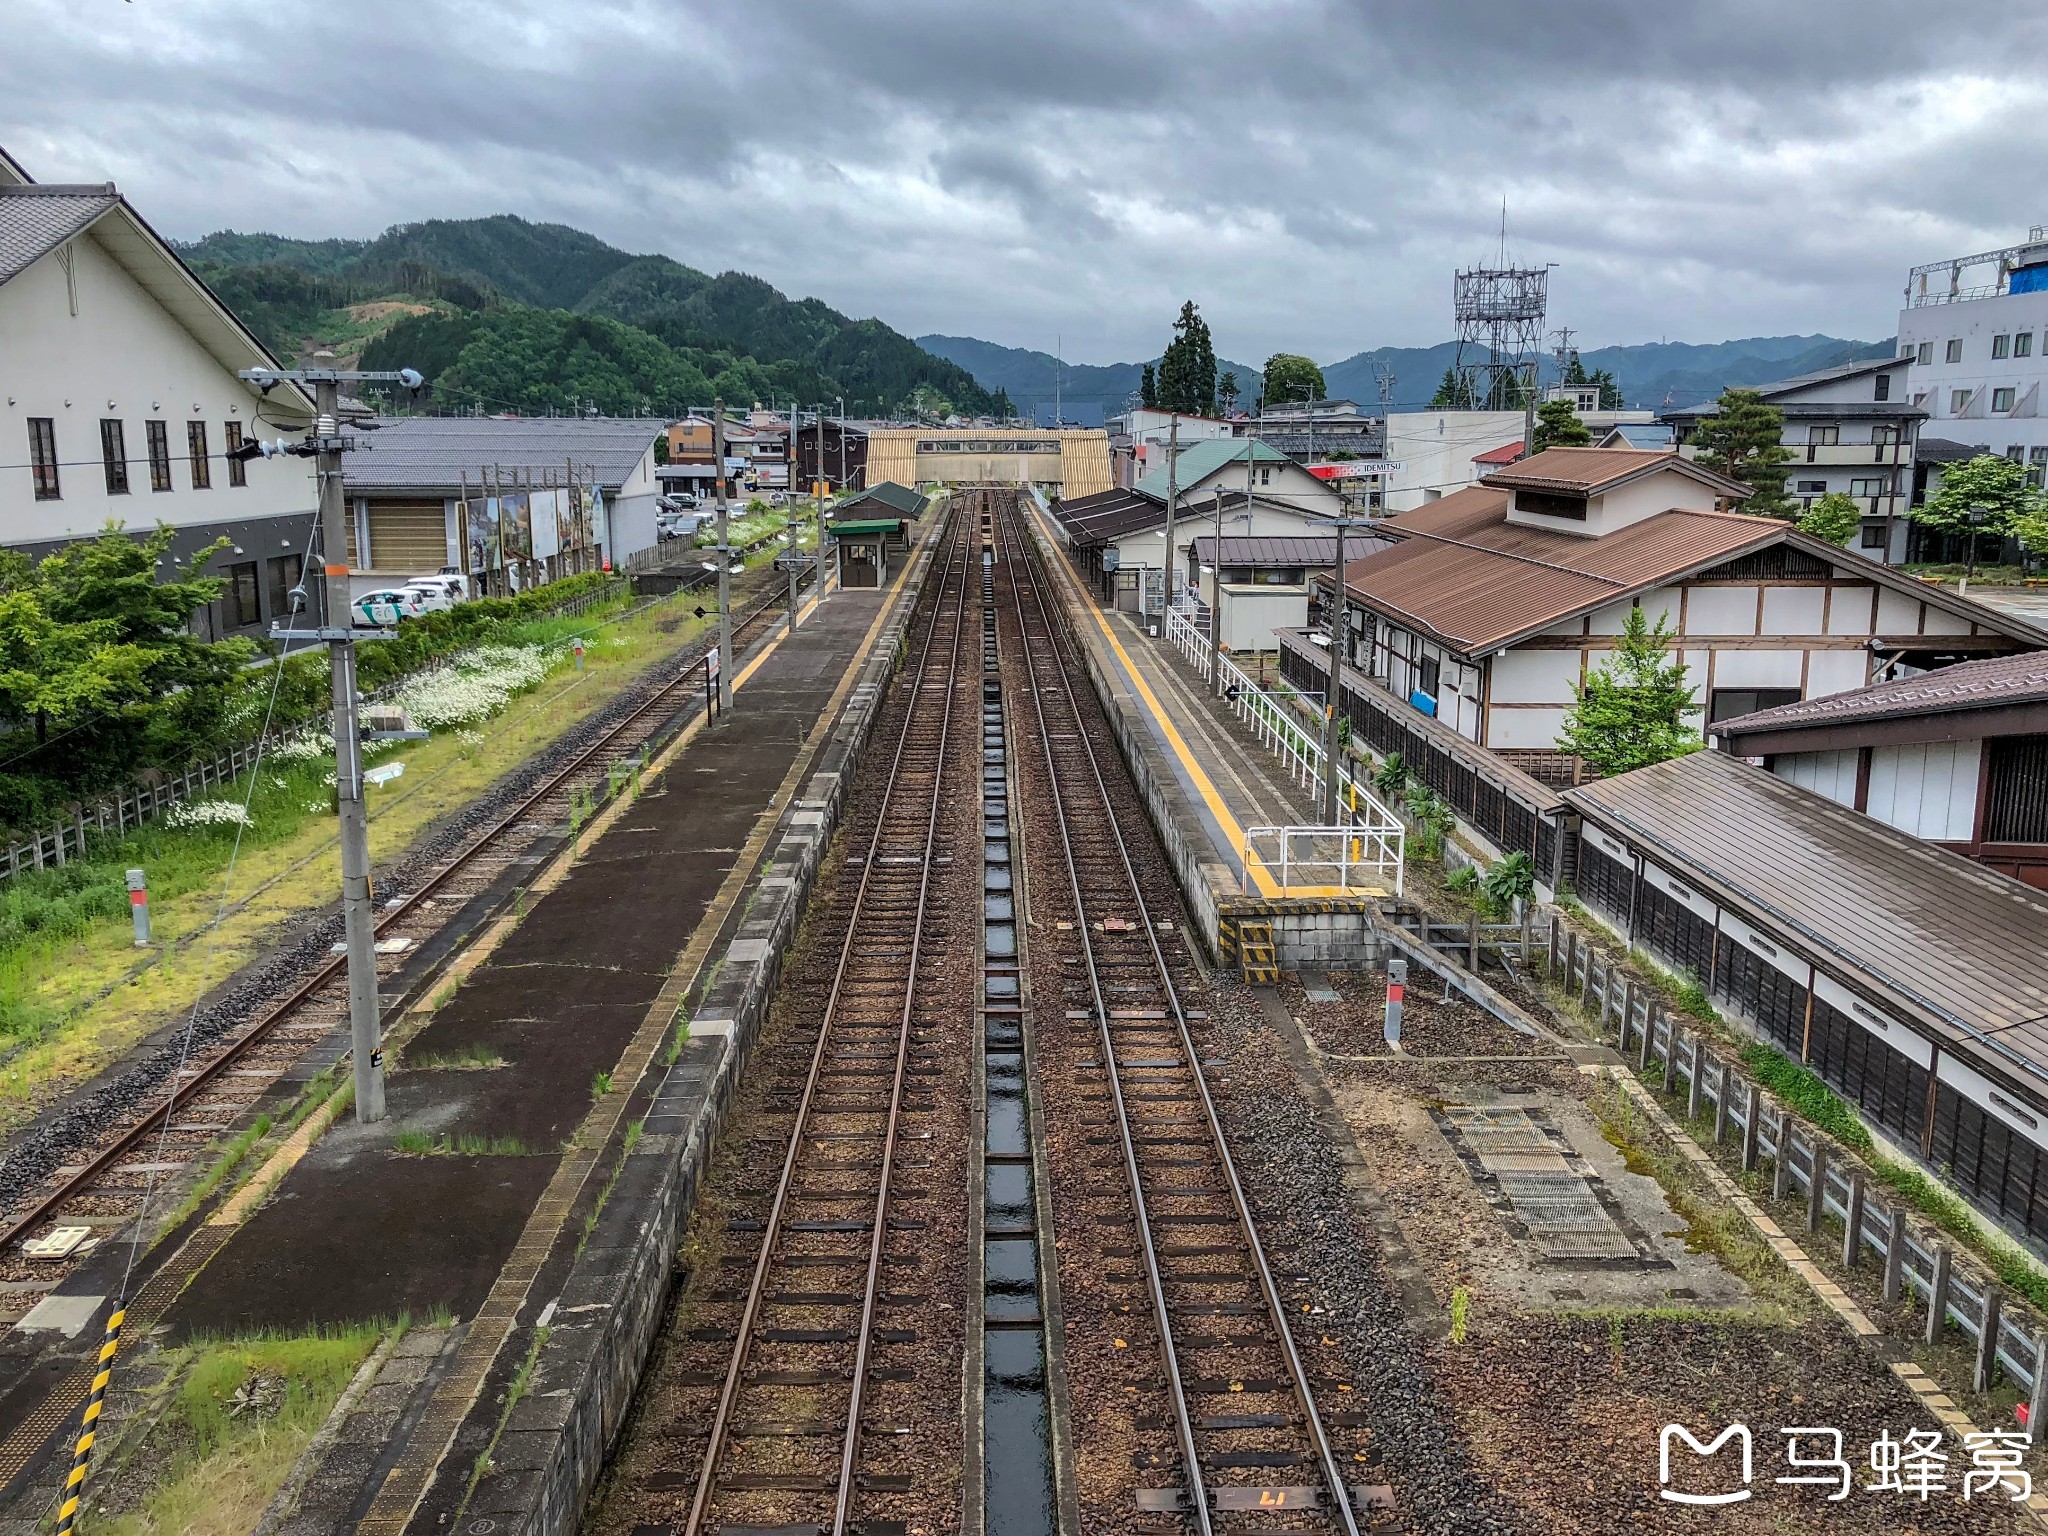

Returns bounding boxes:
[1211,486,1227,698]
[1320,517,1368,823]
[714,398,732,711]
[835,397,846,489]
[1162,414,1178,622]
[238,357,423,1125]
[816,405,829,593]
[1521,360,1538,461]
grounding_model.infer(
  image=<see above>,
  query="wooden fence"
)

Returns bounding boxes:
[1550,918,2048,1422]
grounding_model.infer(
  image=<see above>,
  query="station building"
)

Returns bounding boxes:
[863,427,1113,498]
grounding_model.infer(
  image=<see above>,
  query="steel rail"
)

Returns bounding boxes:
[997,492,1363,1536]
[679,512,972,1536]
[0,575,808,1256]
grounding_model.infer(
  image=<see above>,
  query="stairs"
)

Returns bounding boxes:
[1238,919,1279,985]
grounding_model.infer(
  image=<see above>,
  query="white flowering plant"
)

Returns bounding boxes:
[164,799,254,831]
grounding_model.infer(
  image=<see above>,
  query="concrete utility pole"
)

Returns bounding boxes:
[1162,414,1179,622]
[835,396,846,489]
[785,413,802,630]
[816,406,828,591]
[1521,360,1538,461]
[714,399,732,711]
[1320,518,1369,824]
[238,357,423,1124]
[1211,486,1227,698]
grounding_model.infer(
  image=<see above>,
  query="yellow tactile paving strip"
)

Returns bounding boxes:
[354,564,916,1536]
[1602,1068,2048,1528]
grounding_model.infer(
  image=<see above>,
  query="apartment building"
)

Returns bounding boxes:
[1662,357,1922,564]
[1898,228,2048,490]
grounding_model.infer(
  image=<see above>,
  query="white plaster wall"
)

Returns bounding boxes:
[1218,585,1308,650]
[1761,585,1827,635]
[1867,741,1980,841]
[1774,749,1859,806]
[1488,648,1578,703]
[1685,586,1759,634]
[1485,704,1570,748]
[1826,583,1878,634]
[1806,649,1872,696]
[1381,411,1526,511]
[0,233,313,544]
[1706,649,1805,688]
[1875,588,1923,632]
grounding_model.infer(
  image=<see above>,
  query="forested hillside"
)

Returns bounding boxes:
[177,217,1006,418]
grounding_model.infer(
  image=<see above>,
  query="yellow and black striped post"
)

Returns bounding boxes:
[54,1305,123,1536]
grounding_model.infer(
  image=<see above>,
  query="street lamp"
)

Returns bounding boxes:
[1966,503,1991,582]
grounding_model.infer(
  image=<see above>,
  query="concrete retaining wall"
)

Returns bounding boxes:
[454,525,944,1536]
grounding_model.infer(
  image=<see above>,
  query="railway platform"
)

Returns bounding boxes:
[0,545,934,1533]
[1018,497,1389,975]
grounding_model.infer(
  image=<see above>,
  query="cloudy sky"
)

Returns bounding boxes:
[5,0,2044,367]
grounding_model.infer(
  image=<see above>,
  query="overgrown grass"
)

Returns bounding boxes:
[662,1016,690,1067]
[90,1321,382,1536]
[161,1113,276,1233]
[462,1324,550,1507]
[403,1042,506,1072]
[1738,1043,1871,1152]
[391,1130,532,1157]
[590,1069,612,1100]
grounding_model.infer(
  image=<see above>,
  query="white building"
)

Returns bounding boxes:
[1898,228,2048,489]
[1130,437,1340,521]
[1106,407,1235,489]
[1379,410,1528,512]
[1278,447,2046,767]
[1662,357,1923,564]
[0,145,317,638]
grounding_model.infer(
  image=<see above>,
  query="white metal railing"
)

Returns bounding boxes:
[1162,608,1403,894]
[1244,823,1403,895]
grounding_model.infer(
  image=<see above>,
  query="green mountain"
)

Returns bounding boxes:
[176,217,1005,419]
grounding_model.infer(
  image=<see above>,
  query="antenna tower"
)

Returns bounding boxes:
[1452,201,1550,411]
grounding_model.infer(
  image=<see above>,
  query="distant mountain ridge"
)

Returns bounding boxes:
[176,217,1003,418]
[916,335,1262,426]
[920,330,1896,422]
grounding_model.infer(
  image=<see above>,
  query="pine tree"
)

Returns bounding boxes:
[1156,300,1216,415]
[1139,362,1157,410]
[1555,606,1702,778]
[1588,368,1624,409]
[1427,368,1475,410]
[1531,397,1592,450]
[1217,370,1240,413]
[1689,388,1794,518]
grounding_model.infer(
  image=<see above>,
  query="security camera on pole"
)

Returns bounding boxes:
[236,356,425,1125]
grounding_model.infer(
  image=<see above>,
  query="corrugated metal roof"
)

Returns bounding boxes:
[1335,487,1781,655]
[1052,488,1162,544]
[843,480,926,516]
[1714,650,2048,739]
[1131,437,1288,501]
[1480,445,1749,498]
[341,416,660,492]
[1565,751,2048,1085]
[1189,535,1344,565]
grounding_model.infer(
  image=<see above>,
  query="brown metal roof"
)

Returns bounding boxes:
[1478,446,1749,499]
[1332,487,1783,655]
[1714,650,2048,742]
[1190,535,1353,566]
[1565,750,2048,1087]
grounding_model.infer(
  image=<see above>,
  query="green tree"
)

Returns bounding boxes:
[1689,388,1794,517]
[1261,353,1325,408]
[1796,491,1862,547]
[899,383,952,420]
[1140,362,1158,409]
[1918,453,2048,557]
[1483,368,1530,412]
[1555,605,1702,778]
[1156,300,1217,415]
[1217,369,1240,414]
[1588,368,1623,409]
[1428,368,1475,410]
[1531,397,1592,450]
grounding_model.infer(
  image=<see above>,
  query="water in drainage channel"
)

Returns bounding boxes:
[978,554,1060,1536]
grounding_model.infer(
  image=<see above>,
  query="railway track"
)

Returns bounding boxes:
[992,488,1385,1533]
[0,575,811,1276]
[663,508,977,1536]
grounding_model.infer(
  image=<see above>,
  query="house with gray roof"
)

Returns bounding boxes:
[0,144,318,639]
[339,414,665,593]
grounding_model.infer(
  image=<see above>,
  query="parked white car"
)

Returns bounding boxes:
[402,576,460,612]
[352,588,426,627]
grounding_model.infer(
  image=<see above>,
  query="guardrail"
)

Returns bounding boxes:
[1550,918,2048,1423]
[1163,606,1404,896]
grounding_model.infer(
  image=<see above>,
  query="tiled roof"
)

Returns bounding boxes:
[1565,751,2048,1082]
[340,416,661,492]
[1713,650,2048,739]
[1471,441,1526,466]
[1131,437,1290,500]
[1478,445,1749,499]
[1331,487,1785,654]
[1050,487,1161,545]
[0,184,118,285]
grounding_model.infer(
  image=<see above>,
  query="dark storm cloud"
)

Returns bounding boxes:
[4,0,2043,365]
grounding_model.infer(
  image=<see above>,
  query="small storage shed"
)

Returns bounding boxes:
[831,517,909,588]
